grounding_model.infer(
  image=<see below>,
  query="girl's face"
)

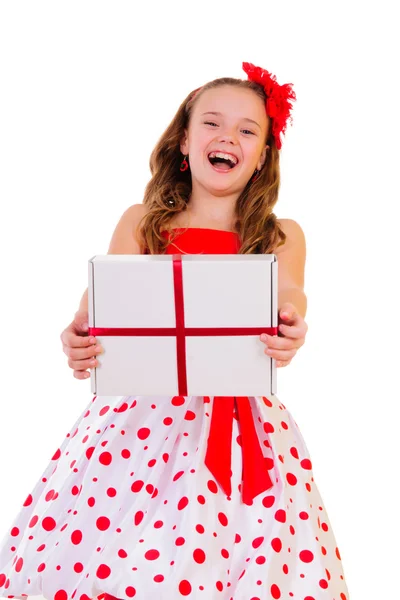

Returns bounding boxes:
[180,85,270,196]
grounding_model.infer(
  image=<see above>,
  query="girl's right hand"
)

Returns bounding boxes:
[60,310,104,380]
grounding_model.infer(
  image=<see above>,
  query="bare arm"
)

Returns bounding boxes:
[78,203,146,313]
[275,218,307,318]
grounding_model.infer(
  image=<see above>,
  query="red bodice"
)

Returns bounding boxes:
[161,227,241,254]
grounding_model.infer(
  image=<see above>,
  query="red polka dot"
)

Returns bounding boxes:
[154,574,164,583]
[271,538,282,552]
[99,452,112,466]
[179,580,192,595]
[256,556,266,564]
[125,586,136,597]
[173,470,184,482]
[45,490,55,501]
[163,416,173,425]
[271,583,281,598]
[71,486,79,496]
[319,579,328,589]
[218,512,228,526]
[54,590,68,600]
[42,517,56,531]
[196,524,205,534]
[96,564,111,579]
[175,537,185,546]
[137,427,150,440]
[299,549,314,563]
[134,511,144,525]
[0,574,5,587]
[96,517,110,531]
[184,410,196,420]
[52,449,61,460]
[71,530,83,545]
[145,549,160,560]
[86,447,95,459]
[15,557,23,573]
[262,495,275,508]
[37,563,46,572]
[99,405,110,416]
[73,563,84,573]
[252,536,264,549]
[10,527,19,537]
[171,396,185,406]
[299,511,309,520]
[197,494,206,504]
[193,549,206,563]
[216,581,223,591]
[121,449,131,459]
[275,509,286,523]
[29,515,39,528]
[23,494,33,507]
[301,458,312,469]
[207,480,218,494]
[286,472,297,485]
[88,497,95,507]
[290,447,299,459]
[118,549,128,558]
[117,402,128,413]
[263,422,275,434]
[131,480,144,493]
[178,496,189,510]
[106,487,117,497]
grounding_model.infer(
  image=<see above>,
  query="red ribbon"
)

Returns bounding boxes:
[205,396,274,504]
[89,254,276,503]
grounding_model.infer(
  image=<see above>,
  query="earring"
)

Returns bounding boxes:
[180,155,189,172]
[251,169,260,182]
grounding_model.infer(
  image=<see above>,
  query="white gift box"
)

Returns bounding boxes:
[88,254,278,396]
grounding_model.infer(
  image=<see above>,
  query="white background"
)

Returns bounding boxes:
[0,1,399,598]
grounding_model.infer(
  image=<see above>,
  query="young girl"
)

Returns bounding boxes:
[0,63,350,600]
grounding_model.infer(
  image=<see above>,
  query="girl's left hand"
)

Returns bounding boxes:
[260,302,308,368]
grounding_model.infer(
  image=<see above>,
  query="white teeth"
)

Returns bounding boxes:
[208,151,238,166]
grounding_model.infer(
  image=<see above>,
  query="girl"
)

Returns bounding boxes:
[0,63,350,600]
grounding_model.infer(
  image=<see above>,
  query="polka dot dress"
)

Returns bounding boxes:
[0,229,350,600]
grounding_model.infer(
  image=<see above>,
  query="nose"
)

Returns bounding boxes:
[216,128,238,145]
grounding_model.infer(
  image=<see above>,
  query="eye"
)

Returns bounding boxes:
[204,121,218,127]
[242,129,255,135]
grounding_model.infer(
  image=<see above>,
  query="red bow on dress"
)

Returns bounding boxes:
[204,396,274,505]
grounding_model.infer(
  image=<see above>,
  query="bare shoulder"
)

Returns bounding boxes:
[107,203,149,255]
[275,218,306,254]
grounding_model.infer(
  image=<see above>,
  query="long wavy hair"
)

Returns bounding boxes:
[136,77,287,255]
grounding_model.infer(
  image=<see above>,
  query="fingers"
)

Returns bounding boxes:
[261,332,304,351]
[61,321,104,379]
[278,322,307,340]
[73,369,91,380]
[264,346,298,362]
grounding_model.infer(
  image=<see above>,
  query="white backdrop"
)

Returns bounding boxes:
[0,2,398,599]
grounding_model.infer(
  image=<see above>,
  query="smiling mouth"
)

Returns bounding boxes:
[208,151,239,171]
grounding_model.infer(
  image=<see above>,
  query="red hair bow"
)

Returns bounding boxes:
[242,62,296,150]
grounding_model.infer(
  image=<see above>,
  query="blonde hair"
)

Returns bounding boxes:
[136,77,287,254]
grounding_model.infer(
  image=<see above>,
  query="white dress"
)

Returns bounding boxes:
[0,228,350,600]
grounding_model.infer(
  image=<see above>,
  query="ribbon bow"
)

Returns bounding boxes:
[205,396,273,505]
